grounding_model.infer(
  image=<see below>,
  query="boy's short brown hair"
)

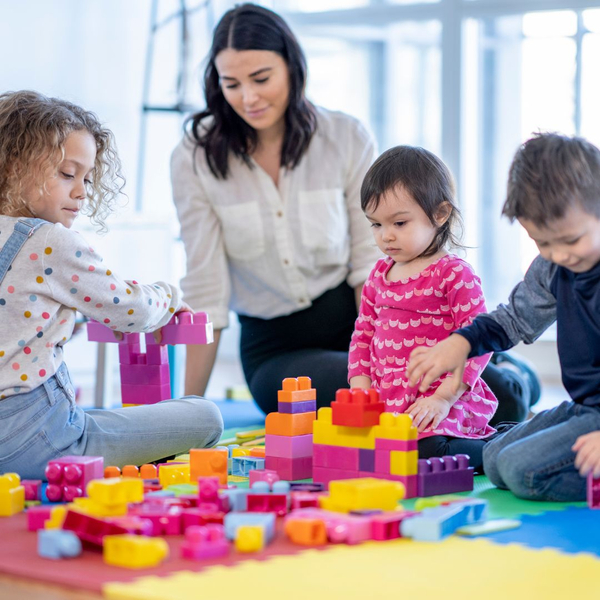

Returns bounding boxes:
[503,132,600,226]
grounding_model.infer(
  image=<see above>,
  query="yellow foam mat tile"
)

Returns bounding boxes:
[103,537,600,600]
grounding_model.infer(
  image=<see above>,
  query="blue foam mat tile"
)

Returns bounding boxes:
[476,507,600,556]
[211,398,265,429]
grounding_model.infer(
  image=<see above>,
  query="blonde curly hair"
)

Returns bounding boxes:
[0,90,124,231]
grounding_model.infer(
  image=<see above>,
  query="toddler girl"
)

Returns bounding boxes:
[348,145,497,469]
[0,90,223,479]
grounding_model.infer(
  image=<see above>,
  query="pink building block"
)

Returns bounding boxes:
[45,456,104,502]
[588,473,600,509]
[87,320,138,344]
[264,456,312,481]
[266,434,313,459]
[313,445,359,471]
[312,466,361,487]
[181,524,229,560]
[145,312,214,346]
[146,344,169,365]
[417,455,473,497]
[248,469,280,489]
[27,505,53,531]
[247,493,288,516]
[22,479,42,501]
[120,363,170,386]
[375,438,418,452]
[128,506,183,535]
[121,383,171,405]
[181,508,226,529]
[370,510,417,540]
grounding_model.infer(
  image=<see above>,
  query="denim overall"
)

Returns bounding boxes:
[0,219,222,479]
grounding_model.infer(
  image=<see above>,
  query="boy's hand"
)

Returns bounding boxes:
[407,334,471,394]
[573,431,600,478]
[405,394,452,432]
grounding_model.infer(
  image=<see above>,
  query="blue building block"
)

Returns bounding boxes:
[232,457,265,477]
[221,488,249,512]
[400,504,470,541]
[224,512,276,542]
[38,529,82,559]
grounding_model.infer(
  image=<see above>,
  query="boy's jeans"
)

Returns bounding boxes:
[483,400,600,502]
[0,362,223,480]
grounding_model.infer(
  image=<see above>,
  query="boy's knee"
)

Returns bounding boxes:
[482,442,506,489]
[494,446,536,499]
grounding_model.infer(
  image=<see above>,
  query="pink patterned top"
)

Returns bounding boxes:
[348,254,497,440]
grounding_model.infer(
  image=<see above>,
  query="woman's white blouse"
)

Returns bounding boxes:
[171,107,381,330]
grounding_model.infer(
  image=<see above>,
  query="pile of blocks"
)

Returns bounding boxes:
[86,311,213,407]
[265,377,316,481]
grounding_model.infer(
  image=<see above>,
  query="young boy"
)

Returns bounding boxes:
[406,132,600,502]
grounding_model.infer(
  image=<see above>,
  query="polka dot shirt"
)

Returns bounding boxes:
[0,217,182,399]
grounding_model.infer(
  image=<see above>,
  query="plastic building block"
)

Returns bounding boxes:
[38,529,82,560]
[198,476,220,508]
[181,508,225,529]
[121,383,171,405]
[181,524,229,560]
[87,320,138,343]
[140,464,158,480]
[389,450,418,476]
[277,377,316,403]
[224,512,275,542]
[145,311,214,346]
[45,456,104,502]
[312,466,361,487]
[289,482,325,492]
[360,471,418,499]
[278,399,317,414]
[375,438,418,452]
[87,477,144,507]
[456,518,521,536]
[145,343,169,365]
[417,454,474,497]
[266,434,313,458]
[250,447,266,458]
[373,412,418,441]
[588,473,600,509]
[128,506,183,536]
[290,491,323,510]
[22,479,42,501]
[401,504,470,541]
[265,411,316,436]
[232,457,265,477]
[284,517,327,546]
[118,340,144,365]
[103,534,169,568]
[61,510,130,546]
[313,408,376,450]
[220,488,249,512]
[28,505,53,531]
[264,455,312,481]
[235,525,265,553]
[331,388,384,428]
[319,478,405,513]
[358,449,375,472]
[121,465,139,478]
[247,487,288,516]
[249,469,280,489]
[119,363,170,386]
[190,448,228,485]
[44,506,67,529]
[286,508,372,545]
[104,466,122,478]
[0,473,25,516]
[159,464,191,488]
[371,510,417,540]
[313,445,359,470]
[231,447,251,458]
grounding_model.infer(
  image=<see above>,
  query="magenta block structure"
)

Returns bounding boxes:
[313,444,359,471]
[86,320,136,344]
[45,456,104,502]
[27,505,53,531]
[121,383,172,405]
[417,454,474,497]
[375,438,418,452]
[264,456,312,481]
[588,473,600,509]
[312,466,360,487]
[146,312,213,346]
[358,449,375,472]
[277,400,317,414]
[265,434,313,459]
[181,524,229,560]
[22,479,42,501]
[120,363,170,385]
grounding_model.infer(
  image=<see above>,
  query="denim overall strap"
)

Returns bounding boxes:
[0,218,49,286]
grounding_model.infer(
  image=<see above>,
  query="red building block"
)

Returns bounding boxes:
[45,456,104,502]
[145,312,213,346]
[331,388,385,427]
[61,510,130,546]
[277,377,316,403]
[190,449,228,485]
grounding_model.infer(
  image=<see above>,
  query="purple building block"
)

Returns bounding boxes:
[588,473,600,509]
[277,400,317,414]
[313,444,359,470]
[120,363,170,386]
[266,434,313,459]
[145,312,213,346]
[121,383,171,405]
[417,454,474,497]
[359,449,375,472]
[45,456,104,502]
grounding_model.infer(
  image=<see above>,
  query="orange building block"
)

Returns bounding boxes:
[277,377,316,403]
[265,411,316,436]
[250,447,266,458]
[284,517,327,546]
[122,465,140,478]
[190,449,228,485]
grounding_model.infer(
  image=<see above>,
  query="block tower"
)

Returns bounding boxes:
[312,388,420,498]
[87,312,213,407]
[265,377,316,481]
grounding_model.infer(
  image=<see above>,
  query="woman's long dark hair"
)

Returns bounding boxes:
[187,3,317,179]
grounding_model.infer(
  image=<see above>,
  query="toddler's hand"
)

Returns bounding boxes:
[573,431,600,478]
[407,334,471,394]
[405,394,452,433]
[152,302,195,344]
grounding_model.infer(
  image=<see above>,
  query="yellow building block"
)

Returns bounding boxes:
[44,505,67,529]
[319,478,405,513]
[231,448,252,458]
[103,534,169,569]
[373,413,418,441]
[235,525,265,553]
[0,473,25,517]
[313,407,376,450]
[389,450,418,476]
[159,464,191,488]
[87,477,144,507]
[71,497,128,517]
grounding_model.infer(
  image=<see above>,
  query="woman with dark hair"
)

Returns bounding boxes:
[171,3,539,421]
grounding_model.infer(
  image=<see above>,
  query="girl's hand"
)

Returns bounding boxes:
[349,375,372,390]
[573,431,600,478]
[152,302,195,344]
[405,394,452,432]
[407,334,471,394]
